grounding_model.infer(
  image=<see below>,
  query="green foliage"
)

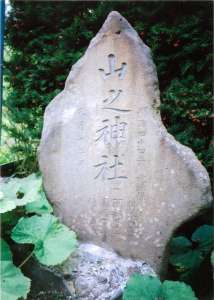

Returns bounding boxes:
[1,174,77,299]
[169,225,214,282]
[160,78,213,172]
[25,190,53,214]
[123,274,162,300]
[12,214,77,265]
[0,239,31,300]
[123,274,198,300]
[1,238,13,261]
[192,225,214,254]
[3,2,213,179]
[161,281,198,300]
[0,146,16,165]
[1,261,31,300]
[0,189,17,213]
[0,173,43,213]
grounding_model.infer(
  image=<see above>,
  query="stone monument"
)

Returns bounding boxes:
[38,11,212,273]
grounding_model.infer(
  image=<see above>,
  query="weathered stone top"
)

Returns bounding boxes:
[65,11,160,111]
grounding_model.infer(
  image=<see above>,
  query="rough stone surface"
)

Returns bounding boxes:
[38,11,213,273]
[57,243,155,300]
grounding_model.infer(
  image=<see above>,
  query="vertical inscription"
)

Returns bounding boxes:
[94,53,130,181]
[93,54,131,239]
[135,110,147,215]
[125,109,148,240]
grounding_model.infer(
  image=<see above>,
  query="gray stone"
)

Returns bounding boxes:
[38,11,213,273]
[57,243,155,300]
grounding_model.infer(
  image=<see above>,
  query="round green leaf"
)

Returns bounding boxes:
[0,187,16,213]
[0,197,16,213]
[12,214,77,266]
[123,274,162,300]
[16,173,43,205]
[0,174,42,213]
[170,236,192,254]
[162,280,198,300]
[169,249,203,271]
[1,177,27,207]
[25,190,53,215]
[1,261,31,300]
[1,239,12,261]
[191,225,214,255]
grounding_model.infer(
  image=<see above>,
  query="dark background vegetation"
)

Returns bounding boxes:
[3,1,213,179]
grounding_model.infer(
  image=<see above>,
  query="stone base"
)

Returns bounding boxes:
[56,242,155,300]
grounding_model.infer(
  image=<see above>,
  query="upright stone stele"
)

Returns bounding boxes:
[38,11,212,273]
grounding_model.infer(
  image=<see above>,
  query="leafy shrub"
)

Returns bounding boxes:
[169,224,214,282]
[0,146,16,165]
[0,174,77,300]
[123,274,198,300]
[3,2,213,179]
